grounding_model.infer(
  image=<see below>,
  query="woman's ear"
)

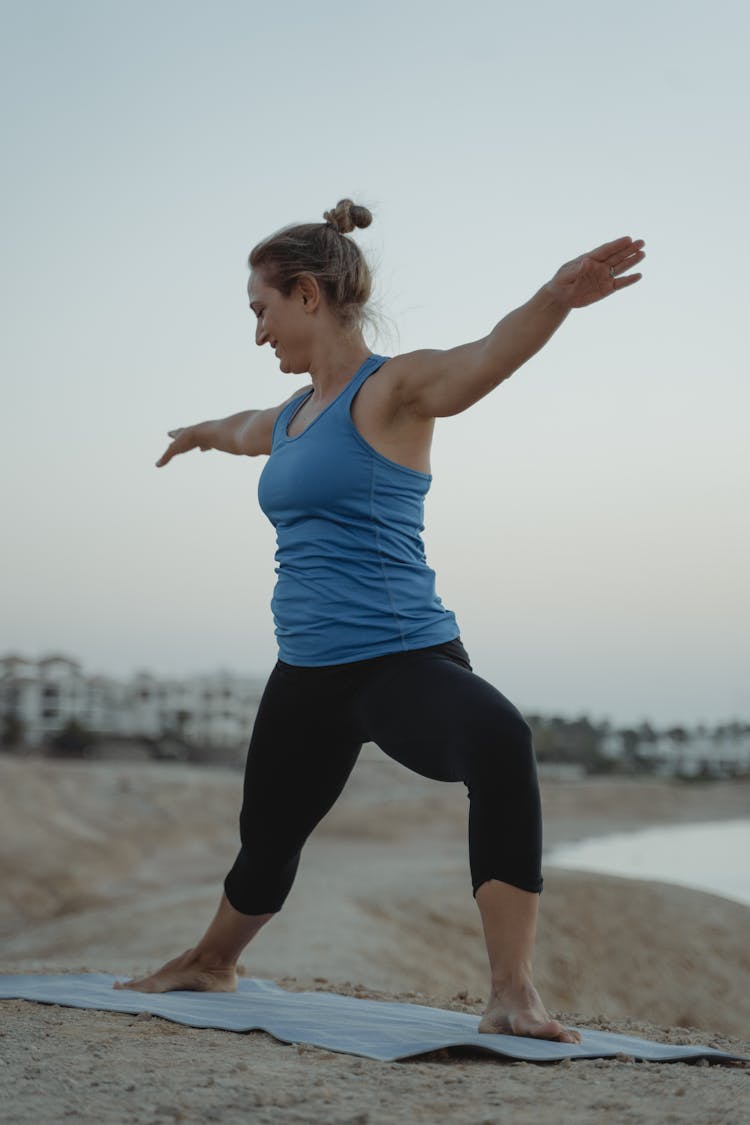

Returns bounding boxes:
[296,274,320,311]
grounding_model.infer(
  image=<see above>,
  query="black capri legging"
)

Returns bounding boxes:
[224,638,543,915]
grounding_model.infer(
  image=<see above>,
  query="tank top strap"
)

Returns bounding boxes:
[272,389,311,449]
[337,353,389,407]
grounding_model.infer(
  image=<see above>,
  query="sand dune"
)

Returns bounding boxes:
[1,753,748,1123]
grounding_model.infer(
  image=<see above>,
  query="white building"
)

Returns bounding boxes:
[0,654,264,750]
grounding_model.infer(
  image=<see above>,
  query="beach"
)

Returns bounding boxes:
[1,753,748,1123]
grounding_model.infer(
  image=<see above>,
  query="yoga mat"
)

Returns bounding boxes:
[0,974,744,1064]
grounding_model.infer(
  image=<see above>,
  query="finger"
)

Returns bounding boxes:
[612,272,642,289]
[588,236,644,262]
[610,249,646,277]
[585,235,634,260]
[610,246,646,272]
[156,443,178,467]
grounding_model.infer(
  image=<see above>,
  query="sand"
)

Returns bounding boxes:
[1,752,748,1123]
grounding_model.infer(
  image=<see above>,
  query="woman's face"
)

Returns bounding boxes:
[248,270,312,375]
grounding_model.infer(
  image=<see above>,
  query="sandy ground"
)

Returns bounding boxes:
[1,752,749,1124]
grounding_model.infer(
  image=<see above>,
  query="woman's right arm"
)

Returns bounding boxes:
[156,386,310,467]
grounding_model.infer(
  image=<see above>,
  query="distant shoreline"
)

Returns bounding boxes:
[547,817,750,907]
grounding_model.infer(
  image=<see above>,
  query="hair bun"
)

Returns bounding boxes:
[323,198,372,235]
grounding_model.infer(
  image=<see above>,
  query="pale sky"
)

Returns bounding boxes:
[2,0,748,726]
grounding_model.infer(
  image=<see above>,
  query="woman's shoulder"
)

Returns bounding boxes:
[366,349,444,410]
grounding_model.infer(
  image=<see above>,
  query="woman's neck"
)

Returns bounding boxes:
[307,332,371,400]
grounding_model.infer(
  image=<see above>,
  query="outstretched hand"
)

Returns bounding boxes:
[547,236,645,310]
[156,427,209,468]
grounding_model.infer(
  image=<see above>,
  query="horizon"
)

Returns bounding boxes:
[3,648,748,733]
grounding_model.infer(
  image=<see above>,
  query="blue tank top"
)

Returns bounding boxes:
[257,353,459,665]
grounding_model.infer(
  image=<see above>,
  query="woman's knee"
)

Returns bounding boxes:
[224,846,299,915]
[463,705,536,784]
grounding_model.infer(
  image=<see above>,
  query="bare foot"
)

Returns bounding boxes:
[113,948,238,994]
[478,979,581,1044]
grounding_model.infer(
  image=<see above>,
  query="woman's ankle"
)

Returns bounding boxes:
[177,946,235,973]
[489,965,534,994]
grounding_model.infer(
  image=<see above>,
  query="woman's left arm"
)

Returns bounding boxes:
[392,236,645,419]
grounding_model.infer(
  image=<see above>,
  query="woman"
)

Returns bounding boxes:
[116,199,644,1043]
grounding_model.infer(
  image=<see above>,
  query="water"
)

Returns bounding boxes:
[547,819,750,908]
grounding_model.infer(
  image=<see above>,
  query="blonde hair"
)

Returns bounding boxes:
[248,199,373,328]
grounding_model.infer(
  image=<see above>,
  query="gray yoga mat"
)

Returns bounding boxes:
[0,973,744,1064]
